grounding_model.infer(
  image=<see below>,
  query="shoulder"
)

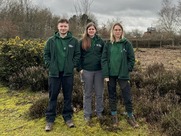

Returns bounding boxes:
[71,36,78,41]
[79,39,83,43]
[47,35,54,41]
[96,35,104,42]
[123,38,132,47]
[105,40,112,46]
[46,36,55,45]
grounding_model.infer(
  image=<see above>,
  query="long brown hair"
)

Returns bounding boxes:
[110,23,124,43]
[82,22,97,50]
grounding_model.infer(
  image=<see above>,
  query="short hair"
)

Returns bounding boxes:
[57,18,69,24]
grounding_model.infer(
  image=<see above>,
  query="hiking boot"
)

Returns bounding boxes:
[127,116,139,128]
[84,116,92,126]
[45,122,53,131]
[112,115,119,127]
[65,120,75,128]
[84,116,91,122]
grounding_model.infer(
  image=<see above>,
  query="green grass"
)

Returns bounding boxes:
[0,86,159,136]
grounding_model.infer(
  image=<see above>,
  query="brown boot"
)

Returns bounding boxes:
[112,115,119,127]
[127,116,139,128]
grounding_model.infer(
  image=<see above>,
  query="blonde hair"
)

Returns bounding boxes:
[110,23,124,43]
[82,22,97,50]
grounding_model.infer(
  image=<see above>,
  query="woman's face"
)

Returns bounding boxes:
[87,26,96,38]
[113,25,123,39]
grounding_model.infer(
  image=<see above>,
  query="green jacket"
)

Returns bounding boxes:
[44,31,80,77]
[78,35,105,71]
[101,38,135,80]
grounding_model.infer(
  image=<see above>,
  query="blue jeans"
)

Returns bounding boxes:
[82,70,104,118]
[107,76,133,114]
[45,72,73,122]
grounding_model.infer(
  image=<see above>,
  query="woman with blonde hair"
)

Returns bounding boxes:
[78,22,105,123]
[101,23,139,128]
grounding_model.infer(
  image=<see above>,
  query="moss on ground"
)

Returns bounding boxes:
[0,86,160,136]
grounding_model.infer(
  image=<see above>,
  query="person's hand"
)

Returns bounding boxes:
[104,78,109,82]
[80,70,84,82]
[80,70,83,74]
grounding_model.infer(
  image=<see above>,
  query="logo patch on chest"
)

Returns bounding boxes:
[96,44,102,47]
[69,44,73,48]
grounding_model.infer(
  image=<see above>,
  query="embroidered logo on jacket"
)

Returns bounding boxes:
[96,44,102,47]
[69,45,73,48]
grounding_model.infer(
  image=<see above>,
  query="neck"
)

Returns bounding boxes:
[115,38,120,42]
[60,33,67,38]
[89,35,94,38]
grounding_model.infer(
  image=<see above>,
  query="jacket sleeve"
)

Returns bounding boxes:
[127,42,135,72]
[73,38,80,68]
[43,40,51,68]
[101,42,109,78]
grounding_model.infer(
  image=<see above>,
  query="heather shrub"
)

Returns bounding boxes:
[130,60,144,89]
[134,88,179,123]
[72,71,83,111]
[24,66,48,91]
[29,95,63,119]
[145,62,165,77]
[132,63,181,135]
[9,66,48,91]
[143,63,180,96]
[29,96,48,119]
[28,62,181,136]
[161,105,181,136]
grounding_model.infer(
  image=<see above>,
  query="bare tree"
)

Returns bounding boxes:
[176,0,181,34]
[0,0,60,39]
[103,17,122,32]
[71,0,96,37]
[130,29,142,38]
[158,0,178,34]
[74,0,94,16]
[0,0,4,8]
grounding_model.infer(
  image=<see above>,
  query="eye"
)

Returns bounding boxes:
[114,29,121,31]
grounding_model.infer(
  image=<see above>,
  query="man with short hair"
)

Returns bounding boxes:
[44,18,80,131]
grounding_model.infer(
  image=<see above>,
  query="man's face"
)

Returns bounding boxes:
[57,22,69,35]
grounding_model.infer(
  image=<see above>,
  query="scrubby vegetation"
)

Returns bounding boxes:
[0,38,181,135]
[28,63,181,136]
[131,63,181,136]
[0,86,151,136]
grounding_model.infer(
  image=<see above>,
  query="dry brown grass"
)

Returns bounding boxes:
[135,48,181,71]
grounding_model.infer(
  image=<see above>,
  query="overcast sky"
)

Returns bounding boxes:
[31,0,178,33]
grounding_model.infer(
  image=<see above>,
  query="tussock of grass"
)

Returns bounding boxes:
[0,86,156,136]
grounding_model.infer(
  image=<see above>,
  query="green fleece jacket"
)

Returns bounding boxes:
[44,31,80,77]
[78,35,105,71]
[101,38,135,80]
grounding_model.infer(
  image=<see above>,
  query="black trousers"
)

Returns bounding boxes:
[45,72,73,122]
[107,76,133,114]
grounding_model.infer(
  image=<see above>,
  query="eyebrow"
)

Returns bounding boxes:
[114,29,122,30]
